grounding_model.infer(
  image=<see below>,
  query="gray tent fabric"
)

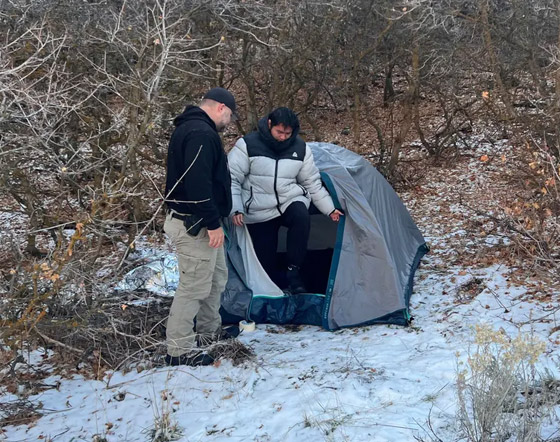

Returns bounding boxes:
[220,142,428,329]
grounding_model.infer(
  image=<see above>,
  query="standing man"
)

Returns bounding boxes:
[164,87,238,366]
[228,107,343,294]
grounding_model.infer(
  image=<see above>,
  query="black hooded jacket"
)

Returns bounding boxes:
[165,106,232,230]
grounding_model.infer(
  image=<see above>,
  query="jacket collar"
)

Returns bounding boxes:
[173,105,217,131]
[256,117,301,152]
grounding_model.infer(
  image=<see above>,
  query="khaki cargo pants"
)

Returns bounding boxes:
[164,213,228,357]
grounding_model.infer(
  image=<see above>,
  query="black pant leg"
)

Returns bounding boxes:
[280,201,310,268]
[247,218,281,277]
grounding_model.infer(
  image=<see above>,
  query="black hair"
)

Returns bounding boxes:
[268,107,299,129]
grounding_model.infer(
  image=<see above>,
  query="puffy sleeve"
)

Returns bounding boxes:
[297,145,335,216]
[228,137,250,214]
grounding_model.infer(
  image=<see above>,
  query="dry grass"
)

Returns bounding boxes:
[0,399,42,429]
[207,339,256,366]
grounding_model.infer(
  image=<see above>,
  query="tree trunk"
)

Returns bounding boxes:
[387,43,419,175]
[383,63,395,106]
[480,0,515,120]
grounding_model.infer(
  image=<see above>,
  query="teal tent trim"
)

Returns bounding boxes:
[320,172,346,331]
[404,243,430,307]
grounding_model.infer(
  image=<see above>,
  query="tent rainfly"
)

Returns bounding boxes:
[220,142,429,330]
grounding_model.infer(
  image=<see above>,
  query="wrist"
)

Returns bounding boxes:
[207,220,220,230]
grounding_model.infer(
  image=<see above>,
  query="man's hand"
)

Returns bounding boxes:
[329,209,344,222]
[232,213,244,226]
[207,227,225,248]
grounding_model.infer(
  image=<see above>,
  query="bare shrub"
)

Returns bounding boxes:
[472,137,560,278]
[0,0,255,369]
[456,324,559,442]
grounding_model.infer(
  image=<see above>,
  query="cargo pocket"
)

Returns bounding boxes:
[177,254,213,295]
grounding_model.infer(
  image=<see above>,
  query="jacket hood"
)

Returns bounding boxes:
[257,116,300,152]
[173,105,217,130]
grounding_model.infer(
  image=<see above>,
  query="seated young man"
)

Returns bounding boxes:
[228,107,342,293]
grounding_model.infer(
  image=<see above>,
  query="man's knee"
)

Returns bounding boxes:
[287,201,308,214]
[284,201,310,228]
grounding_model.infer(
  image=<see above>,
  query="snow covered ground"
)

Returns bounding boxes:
[3,253,560,441]
[2,138,560,441]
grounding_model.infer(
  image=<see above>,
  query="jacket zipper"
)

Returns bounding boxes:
[245,187,254,214]
[274,159,282,214]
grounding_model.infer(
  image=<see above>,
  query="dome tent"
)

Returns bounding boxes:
[220,142,428,330]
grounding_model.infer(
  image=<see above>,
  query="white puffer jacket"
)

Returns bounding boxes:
[228,118,335,224]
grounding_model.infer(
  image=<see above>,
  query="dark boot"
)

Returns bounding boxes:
[218,325,241,340]
[165,351,215,367]
[286,265,307,294]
